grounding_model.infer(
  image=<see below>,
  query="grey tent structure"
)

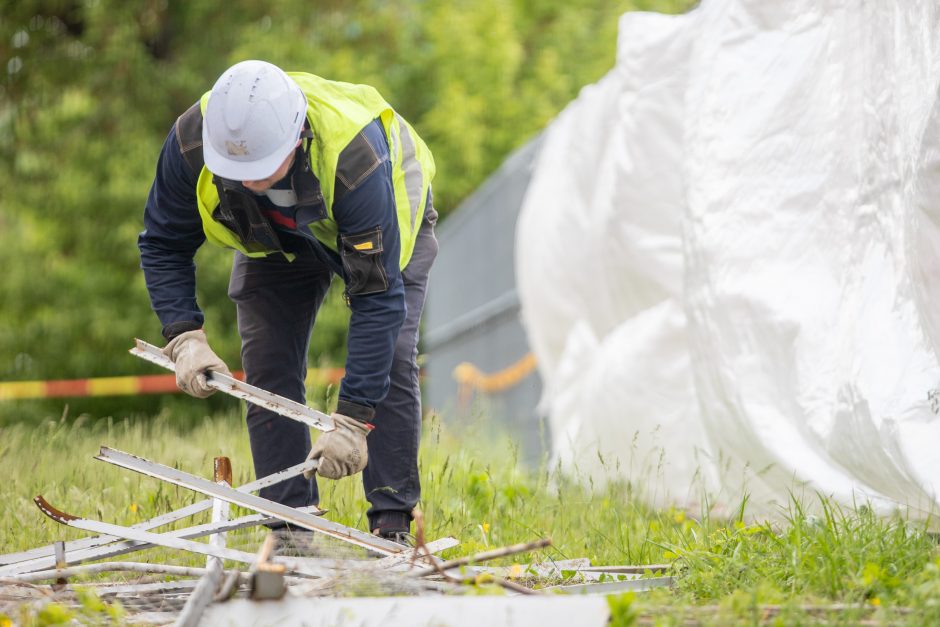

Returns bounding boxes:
[422,137,546,463]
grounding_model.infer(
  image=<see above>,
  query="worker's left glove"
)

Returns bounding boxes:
[304,413,371,480]
[162,329,232,398]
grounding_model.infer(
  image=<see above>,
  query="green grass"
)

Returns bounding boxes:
[3,409,940,625]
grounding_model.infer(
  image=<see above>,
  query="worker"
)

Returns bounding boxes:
[138,60,437,543]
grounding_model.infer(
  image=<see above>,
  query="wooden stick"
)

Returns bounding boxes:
[410,535,550,595]
[176,562,224,627]
[414,538,552,577]
[452,572,538,595]
[255,533,277,568]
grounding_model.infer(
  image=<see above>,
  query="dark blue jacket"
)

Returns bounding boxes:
[139,119,405,414]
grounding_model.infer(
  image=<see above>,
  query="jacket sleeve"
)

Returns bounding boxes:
[138,127,207,340]
[331,125,405,422]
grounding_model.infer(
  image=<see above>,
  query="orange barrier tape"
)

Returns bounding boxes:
[0,368,345,401]
[453,353,537,404]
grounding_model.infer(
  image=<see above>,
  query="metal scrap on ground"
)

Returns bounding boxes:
[0,447,673,625]
[0,343,673,624]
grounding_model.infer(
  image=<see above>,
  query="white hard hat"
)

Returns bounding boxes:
[202,60,307,181]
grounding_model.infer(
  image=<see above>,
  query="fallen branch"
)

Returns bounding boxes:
[213,570,241,602]
[407,527,550,595]
[176,564,224,627]
[0,578,55,595]
[413,538,552,578]
[446,571,538,595]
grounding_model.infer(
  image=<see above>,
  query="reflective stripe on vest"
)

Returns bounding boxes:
[192,72,435,268]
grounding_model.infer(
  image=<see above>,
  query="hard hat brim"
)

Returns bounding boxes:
[202,128,299,182]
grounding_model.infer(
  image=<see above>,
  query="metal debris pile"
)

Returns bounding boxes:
[0,445,672,625]
[1,343,672,624]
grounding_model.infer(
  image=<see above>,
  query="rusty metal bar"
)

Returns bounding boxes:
[214,457,233,485]
[52,541,67,591]
[207,456,232,574]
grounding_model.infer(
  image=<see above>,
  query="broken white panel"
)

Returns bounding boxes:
[202,596,610,627]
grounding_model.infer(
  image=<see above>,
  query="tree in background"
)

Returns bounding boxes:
[0,0,694,421]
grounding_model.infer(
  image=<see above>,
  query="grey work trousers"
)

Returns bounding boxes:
[227,208,438,521]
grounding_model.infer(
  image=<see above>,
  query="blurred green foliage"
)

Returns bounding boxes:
[0,0,694,420]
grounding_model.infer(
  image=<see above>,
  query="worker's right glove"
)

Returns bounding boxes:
[304,413,371,480]
[162,329,231,398]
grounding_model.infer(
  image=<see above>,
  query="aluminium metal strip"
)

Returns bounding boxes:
[33,496,279,568]
[479,565,642,583]
[14,545,467,597]
[0,500,210,568]
[130,339,334,432]
[0,457,319,573]
[544,576,675,595]
[29,496,335,579]
[96,446,406,556]
[11,562,242,585]
[580,564,670,574]
[93,579,203,596]
[3,505,322,576]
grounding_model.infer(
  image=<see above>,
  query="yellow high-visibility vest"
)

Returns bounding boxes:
[192,72,435,268]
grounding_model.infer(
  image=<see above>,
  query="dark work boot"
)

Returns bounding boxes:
[369,511,415,547]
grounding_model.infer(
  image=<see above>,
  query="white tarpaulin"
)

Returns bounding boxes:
[517,0,940,515]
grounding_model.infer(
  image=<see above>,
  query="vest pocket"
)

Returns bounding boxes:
[340,228,388,297]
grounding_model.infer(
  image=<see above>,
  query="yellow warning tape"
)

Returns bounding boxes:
[0,368,345,401]
[0,381,45,400]
[87,376,141,396]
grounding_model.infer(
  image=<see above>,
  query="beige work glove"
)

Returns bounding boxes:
[162,329,232,398]
[304,413,371,480]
